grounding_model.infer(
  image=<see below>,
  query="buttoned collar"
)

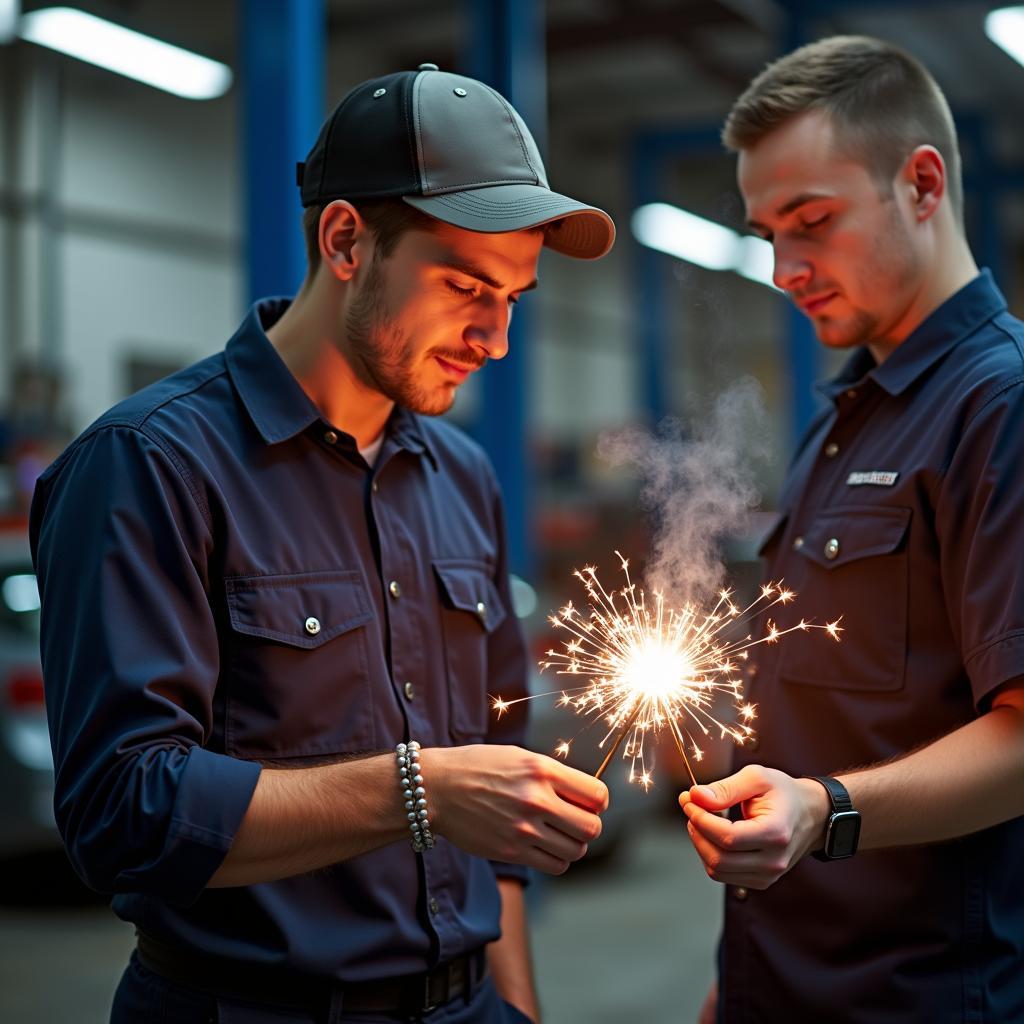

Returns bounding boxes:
[818,269,1007,402]
[225,298,438,467]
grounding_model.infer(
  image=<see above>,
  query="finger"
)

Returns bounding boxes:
[545,758,609,812]
[686,821,775,885]
[532,821,589,864]
[543,801,603,844]
[683,804,775,852]
[688,765,769,812]
[523,846,572,876]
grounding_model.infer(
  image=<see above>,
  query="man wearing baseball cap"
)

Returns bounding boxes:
[31,64,615,1023]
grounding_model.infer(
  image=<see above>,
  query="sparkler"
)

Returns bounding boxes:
[493,552,841,789]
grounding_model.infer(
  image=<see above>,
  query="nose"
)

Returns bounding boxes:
[464,297,512,361]
[771,241,812,294]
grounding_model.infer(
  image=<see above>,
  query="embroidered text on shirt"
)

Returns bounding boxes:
[846,471,899,487]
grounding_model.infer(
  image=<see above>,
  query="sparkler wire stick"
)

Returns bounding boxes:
[594,701,644,781]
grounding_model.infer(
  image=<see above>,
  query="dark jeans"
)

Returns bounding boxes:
[111,952,534,1024]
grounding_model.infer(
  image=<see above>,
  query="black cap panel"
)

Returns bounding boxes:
[300,71,420,205]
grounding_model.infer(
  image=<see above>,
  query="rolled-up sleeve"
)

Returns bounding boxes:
[937,378,1024,708]
[30,424,260,906]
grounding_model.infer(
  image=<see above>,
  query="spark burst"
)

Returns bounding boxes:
[493,552,841,789]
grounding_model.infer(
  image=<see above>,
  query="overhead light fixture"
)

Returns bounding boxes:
[0,0,19,45]
[19,6,232,100]
[986,6,1024,66]
[631,202,777,289]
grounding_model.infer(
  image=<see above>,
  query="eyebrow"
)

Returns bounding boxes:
[436,259,539,294]
[746,191,833,232]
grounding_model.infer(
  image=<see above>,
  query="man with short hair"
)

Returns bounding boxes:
[680,36,1024,1023]
[31,65,614,1024]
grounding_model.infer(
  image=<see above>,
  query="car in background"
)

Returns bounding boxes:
[0,531,61,858]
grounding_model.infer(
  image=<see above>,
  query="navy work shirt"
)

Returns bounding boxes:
[30,299,530,980]
[723,271,1024,1022]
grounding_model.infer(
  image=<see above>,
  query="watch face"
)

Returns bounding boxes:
[827,811,861,858]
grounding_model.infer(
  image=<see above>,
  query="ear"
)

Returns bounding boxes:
[901,145,946,223]
[318,200,373,282]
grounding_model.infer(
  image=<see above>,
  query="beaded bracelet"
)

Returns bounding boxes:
[396,741,434,853]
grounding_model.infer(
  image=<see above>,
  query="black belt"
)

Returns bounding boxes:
[136,931,488,1016]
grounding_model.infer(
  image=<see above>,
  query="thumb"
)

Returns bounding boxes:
[688,768,761,811]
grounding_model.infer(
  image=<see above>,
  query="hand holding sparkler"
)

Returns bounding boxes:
[419,744,608,875]
[680,764,833,890]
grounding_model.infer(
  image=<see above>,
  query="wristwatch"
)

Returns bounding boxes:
[809,776,861,861]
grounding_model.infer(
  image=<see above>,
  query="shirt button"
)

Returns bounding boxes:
[824,537,840,560]
[824,441,840,458]
[323,430,338,445]
[404,681,415,701]
[428,897,439,915]
[389,580,402,599]
[792,536,805,551]
[371,480,379,493]
[734,886,749,902]
[476,601,486,623]
[304,616,321,636]
[846,389,858,400]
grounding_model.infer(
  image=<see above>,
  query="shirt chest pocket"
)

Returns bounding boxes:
[433,560,507,741]
[223,570,376,758]
[779,506,912,692]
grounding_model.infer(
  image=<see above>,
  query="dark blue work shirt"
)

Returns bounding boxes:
[724,271,1024,1023]
[30,299,530,981]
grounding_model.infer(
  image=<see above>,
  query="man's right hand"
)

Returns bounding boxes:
[422,744,608,874]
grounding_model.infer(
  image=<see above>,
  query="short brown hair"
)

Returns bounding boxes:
[302,200,442,274]
[723,35,963,224]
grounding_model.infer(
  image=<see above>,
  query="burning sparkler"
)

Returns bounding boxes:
[493,552,841,789]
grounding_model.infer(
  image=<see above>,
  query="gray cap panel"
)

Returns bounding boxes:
[412,71,546,195]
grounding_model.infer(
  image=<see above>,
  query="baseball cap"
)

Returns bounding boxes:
[297,63,615,260]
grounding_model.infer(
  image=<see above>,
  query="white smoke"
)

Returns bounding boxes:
[597,378,769,605]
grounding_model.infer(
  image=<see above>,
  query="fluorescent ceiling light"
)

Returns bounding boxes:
[19,6,232,100]
[631,202,777,289]
[986,6,1024,67]
[0,0,19,45]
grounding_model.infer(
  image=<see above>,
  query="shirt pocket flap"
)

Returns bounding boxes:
[433,561,507,634]
[797,506,911,570]
[225,570,372,649]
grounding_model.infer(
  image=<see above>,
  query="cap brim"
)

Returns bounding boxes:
[403,184,615,260]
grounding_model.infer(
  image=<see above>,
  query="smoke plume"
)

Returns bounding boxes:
[597,378,769,605]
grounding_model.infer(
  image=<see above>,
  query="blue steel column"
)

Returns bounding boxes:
[462,0,545,579]
[240,0,325,303]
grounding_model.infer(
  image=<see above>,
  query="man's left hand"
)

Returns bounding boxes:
[679,765,830,890]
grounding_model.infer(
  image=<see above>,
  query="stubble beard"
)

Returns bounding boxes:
[345,257,456,417]
[814,200,921,351]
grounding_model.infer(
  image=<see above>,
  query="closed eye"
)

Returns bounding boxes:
[445,281,477,298]
[801,212,831,230]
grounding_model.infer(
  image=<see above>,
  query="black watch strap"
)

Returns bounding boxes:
[811,775,853,813]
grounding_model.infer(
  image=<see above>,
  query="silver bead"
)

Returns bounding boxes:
[420,818,431,829]
[408,740,420,750]
[403,788,413,800]
[414,787,426,797]
[410,822,421,833]
[416,798,427,809]
[410,762,421,774]
[396,743,407,754]
[405,800,414,811]
[413,774,423,784]
[417,809,429,820]
[397,756,407,767]
[407,811,417,821]
[399,766,408,776]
